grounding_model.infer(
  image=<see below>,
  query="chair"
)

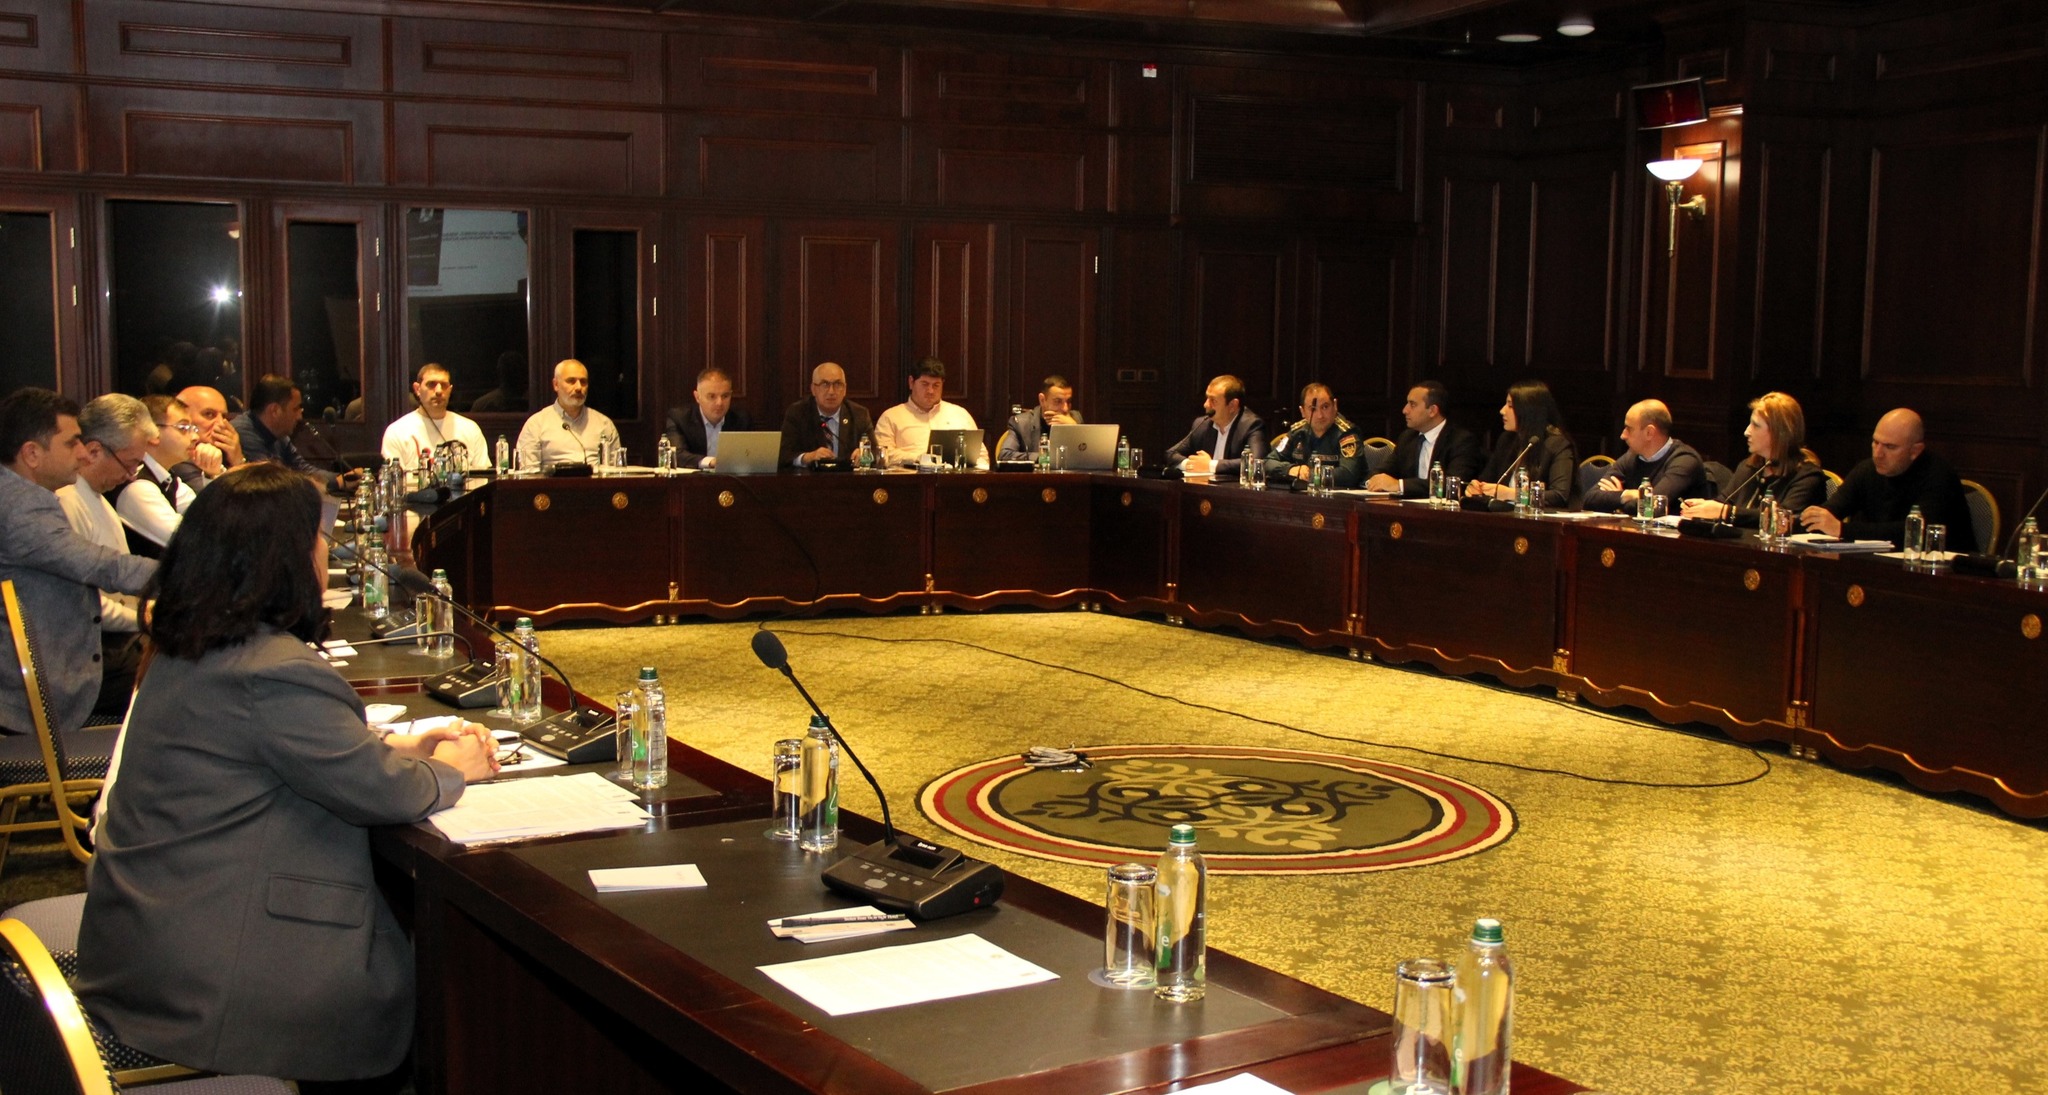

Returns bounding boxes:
[1960,479,1998,555]
[1,918,293,1095]
[1822,468,1842,500]
[1576,454,1614,500]
[1361,436,1396,478]
[1,580,117,878]
[1701,460,1734,500]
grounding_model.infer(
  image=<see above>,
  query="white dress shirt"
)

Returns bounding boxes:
[516,403,620,470]
[381,409,492,471]
[113,455,193,550]
[872,400,986,468]
[1416,420,1446,479]
[56,476,141,633]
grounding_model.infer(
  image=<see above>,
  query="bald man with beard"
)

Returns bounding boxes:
[1800,407,1977,552]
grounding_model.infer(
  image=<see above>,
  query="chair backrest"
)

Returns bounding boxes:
[1960,479,1999,554]
[1361,436,1395,477]
[1700,461,1735,500]
[0,918,116,1095]
[1822,468,1843,500]
[1,580,99,867]
[1576,455,1614,499]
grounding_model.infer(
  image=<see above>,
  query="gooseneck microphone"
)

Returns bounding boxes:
[750,629,1004,920]
[750,629,895,845]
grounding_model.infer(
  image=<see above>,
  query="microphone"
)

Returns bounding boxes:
[1715,459,1770,526]
[751,629,1004,920]
[751,630,894,844]
[2000,483,2048,560]
[1461,435,1538,510]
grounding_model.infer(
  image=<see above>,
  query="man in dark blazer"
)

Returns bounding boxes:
[778,361,875,468]
[996,374,1083,460]
[663,367,754,470]
[1367,380,1485,497]
[0,388,157,735]
[1166,374,1266,481]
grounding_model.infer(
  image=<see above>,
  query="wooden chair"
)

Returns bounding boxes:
[0,580,116,878]
[1,917,295,1094]
[1960,478,1999,554]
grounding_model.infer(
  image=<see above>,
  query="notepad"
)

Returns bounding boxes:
[426,771,649,845]
[757,933,1056,1016]
[589,864,706,892]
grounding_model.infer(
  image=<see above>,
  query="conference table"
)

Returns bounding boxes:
[414,471,2048,819]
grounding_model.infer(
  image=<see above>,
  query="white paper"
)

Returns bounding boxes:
[322,589,354,609]
[1533,510,1623,520]
[768,905,918,944]
[322,643,360,658]
[1787,533,1893,553]
[426,771,648,845]
[1169,1076,1296,1095]
[1333,488,1399,497]
[1876,550,1959,562]
[589,864,706,892]
[364,703,410,726]
[757,932,1057,1016]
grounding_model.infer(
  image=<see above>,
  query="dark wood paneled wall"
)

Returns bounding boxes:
[0,0,2041,530]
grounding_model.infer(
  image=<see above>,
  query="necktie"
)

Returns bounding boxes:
[1417,433,1433,479]
[820,415,834,455]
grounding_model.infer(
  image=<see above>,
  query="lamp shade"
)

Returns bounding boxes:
[1647,158,1703,182]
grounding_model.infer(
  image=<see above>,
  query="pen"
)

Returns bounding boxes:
[773,913,909,927]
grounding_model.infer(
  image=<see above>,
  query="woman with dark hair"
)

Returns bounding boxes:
[1680,391,1826,529]
[77,462,497,1086]
[1466,380,1581,510]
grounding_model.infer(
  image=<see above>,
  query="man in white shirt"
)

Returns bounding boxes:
[872,357,985,468]
[382,363,491,473]
[54,394,157,719]
[112,394,219,555]
[516,359,620,471]
[1365,381,1484,497]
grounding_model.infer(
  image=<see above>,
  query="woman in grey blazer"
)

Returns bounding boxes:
[77,463,499,1085]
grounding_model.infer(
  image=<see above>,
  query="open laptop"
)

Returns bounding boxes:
[1049,423,1120,471]
[712,431,783,474]
[926,428,986,466]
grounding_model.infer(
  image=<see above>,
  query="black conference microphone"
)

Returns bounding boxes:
[1461,435,1539,511]
[751,630,1004,920]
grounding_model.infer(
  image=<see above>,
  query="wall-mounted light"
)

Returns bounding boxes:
[1647,158,1707,255]
[1557,17,1595,37]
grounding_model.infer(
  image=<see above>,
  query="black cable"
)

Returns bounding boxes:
[758,624,1774,790]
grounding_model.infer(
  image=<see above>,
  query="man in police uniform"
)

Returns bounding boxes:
[1263,382,1366,489]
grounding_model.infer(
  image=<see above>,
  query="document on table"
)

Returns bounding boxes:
[1170,1076,1296,1095]
[757,932,1057,1016]
[589,864,706,892]
[425,771,648,845]
[1787,533,1893,553]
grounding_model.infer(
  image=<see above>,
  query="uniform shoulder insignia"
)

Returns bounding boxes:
[1340,434,1360,458]
[1335,414,1356,430]
[1288,417,1309,432]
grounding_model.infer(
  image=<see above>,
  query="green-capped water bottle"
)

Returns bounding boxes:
[1451,917,1514,1095]
[798,715,839,852]
[1153,823,1207,1002]
[632,666,668,791]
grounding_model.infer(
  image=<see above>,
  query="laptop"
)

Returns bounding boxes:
[926,428,986,466]
[712,431,783,474]
[1049,423,1121,471]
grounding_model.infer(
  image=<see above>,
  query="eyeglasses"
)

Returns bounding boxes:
[158,421,201,435]
[812,379,847,389]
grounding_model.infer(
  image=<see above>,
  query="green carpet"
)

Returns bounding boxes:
[542,610,2048,1095]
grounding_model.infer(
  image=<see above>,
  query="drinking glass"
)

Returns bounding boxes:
[1098,863,1157,988]
[1389,957,1454,1094]
[1922,524,1947,569]
[487,640,517,718]
[613,691,641,783]
[766,738,803,841]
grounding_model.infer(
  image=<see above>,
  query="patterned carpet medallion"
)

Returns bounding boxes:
[920,744,1514,874]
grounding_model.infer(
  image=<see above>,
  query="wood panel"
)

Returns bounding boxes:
[83,0,382,91]
[1089,477,1172,607]
[1437,174,1501,370]
[1303,238,1404,411]
[932,477,1089,600]
[1178,66,1420,223]
[686,217,766,414]
[1187,234,1287,409]
[680,475,924,609]
[1524,166,1616,374]
[910,50,1106,127]
[776,219,898,408]
[1177,487,1351,642]
[911,221,994,407]
[1010,226,1096,416]
[671,35,899,117]
[1863,126,2042,386]
[489,478,677,620]
[391,18,662,104]
[683,116,901,204]
[914,126,1098,213]
[88,86,382,183]
[1649,138,1729,381]
[392,101,662,195]
[0,0,76,76]
[1106,227,1176,450]
[1750,140,1832,383]
[1359,504,1559,681]
[0,76,76,172]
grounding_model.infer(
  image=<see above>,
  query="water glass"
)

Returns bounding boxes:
[1100,863,1157,988]
[1922,524,1947,569]
[766,738,803,841]
[1127,447,1144,476]
[1389,957,1455,1094]
[613,691,641,782]
[488,639,518,718]
[612,445,628,473]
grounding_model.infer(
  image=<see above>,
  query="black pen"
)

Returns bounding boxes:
[773,913,909,928]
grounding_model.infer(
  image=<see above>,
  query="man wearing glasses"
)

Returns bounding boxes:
[42,394,162,721]
[779,361,875,469]
[112,395,218,556]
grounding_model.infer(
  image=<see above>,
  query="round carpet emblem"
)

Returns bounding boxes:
[920,744,1514,874]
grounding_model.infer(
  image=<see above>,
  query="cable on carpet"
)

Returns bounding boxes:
[755,623,1774,790]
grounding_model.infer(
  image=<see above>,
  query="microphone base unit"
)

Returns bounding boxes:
[820,835,1005,921]
[520,705,617,764]
[424,659,502,708]
[370,608,426,641]
[1676,518,1743,539]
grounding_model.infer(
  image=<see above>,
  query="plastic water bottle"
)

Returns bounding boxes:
[362,543,389,619]
[1513,467,1532,515]
[1429,460,1445,505]
[1903,504,1926,560]
[511,617,543,724]
[1116,435,1132,476]
[798,715,839,852]
[1636,478,1655,523]
[632,666,669,791]
[855,435,875,471]
[1152,823,1207,1002]
[1036,434,1053,473]
[423,569,455,658]
[656,436,676,472]
[494,434,510,476]
[1236,444,1253,488]
[1451,918,1514,1095]
[2016,516,2040,588]
[1758,490,1779,544]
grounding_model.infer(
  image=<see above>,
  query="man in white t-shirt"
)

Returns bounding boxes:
[381,363,491,472]
[872,357,985,468]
